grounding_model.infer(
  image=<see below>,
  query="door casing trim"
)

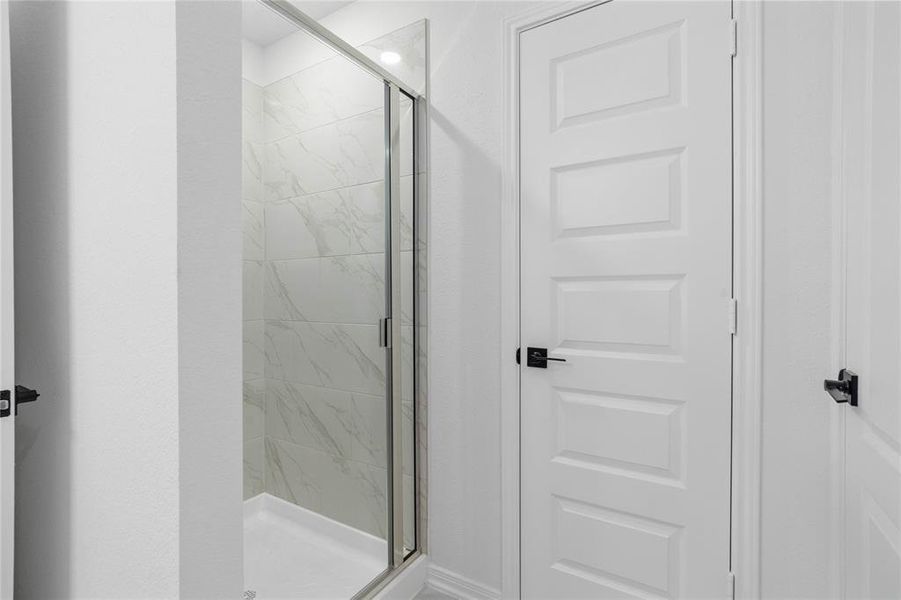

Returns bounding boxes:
[499,2,764,597]
[729,3,764,598]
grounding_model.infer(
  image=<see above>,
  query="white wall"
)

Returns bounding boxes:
[176,2,243,597]
[9,1,242,597]
[10,2,180,596]
[760,3,840,597]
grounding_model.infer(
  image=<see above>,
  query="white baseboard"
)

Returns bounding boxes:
[426,565,501,600]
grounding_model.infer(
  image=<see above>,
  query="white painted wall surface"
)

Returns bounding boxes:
[759,3,840,598]
[9,1,243,597]
[176,2,244,597]
[10,2,180,596]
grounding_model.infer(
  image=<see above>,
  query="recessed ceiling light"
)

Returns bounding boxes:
[380,51,401,65]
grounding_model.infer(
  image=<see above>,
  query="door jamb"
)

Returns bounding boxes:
[0,1,12,595]
[499,2,764,598]
[730,2,764,598]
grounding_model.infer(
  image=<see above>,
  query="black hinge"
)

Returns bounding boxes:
[516,347,520,365]
[0,385,40,418]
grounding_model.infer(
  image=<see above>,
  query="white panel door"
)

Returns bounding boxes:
[0,1,13,597]
[839,3,901,598]
[519,2,733,598]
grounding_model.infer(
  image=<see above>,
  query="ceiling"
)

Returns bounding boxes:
[242,1,356,47]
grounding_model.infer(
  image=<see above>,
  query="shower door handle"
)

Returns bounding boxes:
[378,317,392,348]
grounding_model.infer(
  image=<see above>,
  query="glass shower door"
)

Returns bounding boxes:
[242,3,393,596]
[243,2,425,597]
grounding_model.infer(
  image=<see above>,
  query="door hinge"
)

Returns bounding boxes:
[727,571,736,598]
[378,317,392,348]
[515,347,520,365]
[729,298,738,335]
[730,18,738,57]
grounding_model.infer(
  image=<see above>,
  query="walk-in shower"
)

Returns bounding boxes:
[241,2,427,597]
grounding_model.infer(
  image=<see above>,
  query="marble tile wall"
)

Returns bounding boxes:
[242,20,427,543]
[260,53,390,536]
[243,78,266,499]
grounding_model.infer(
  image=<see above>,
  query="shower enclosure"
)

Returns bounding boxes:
[241,2,427,597]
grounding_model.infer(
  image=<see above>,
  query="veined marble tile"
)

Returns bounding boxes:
[265,381,387,469]
[265,438,326,513]
[265,177,413,260]
[400,173,414,252]
[265,438,389,539]
[242,200,264,261]
[415,326,428,430]
[265,255,385,325]
[357,21,427,96]
[243,79,263,144]
[399,97,415,178]
[266,182,381,259]
[243,260,263,321]
[349,392,388,468]
[416,237,428,327]
[416,325,428,392]
[264,110,385,201]
[403,473,416,552]
[319,254,386,324]
[265,383,388,470]
[266,379,353,458]
[263,55,383,141]
[400,250,414,326]
[242,141,264,204]
[400,325,414,402]
[401,397,415,477]
[244,437,264,500]
[264,321,386,396]
[243,378,265,441]
[243,319,264,380]
[329,457,388,539]
[415,347,428,550]
[263,259,318,321]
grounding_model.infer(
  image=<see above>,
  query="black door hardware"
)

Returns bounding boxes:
[0,385,41,418]
[526,347,567,369]
[15,385,40,414]
[824,369,858,406]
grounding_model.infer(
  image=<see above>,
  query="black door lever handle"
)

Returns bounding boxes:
[824,369,858,406]
[0,384,41,418]
[526,347,567,368]
[15,385,40,415]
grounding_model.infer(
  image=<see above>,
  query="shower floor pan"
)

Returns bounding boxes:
[244,493,387,599]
